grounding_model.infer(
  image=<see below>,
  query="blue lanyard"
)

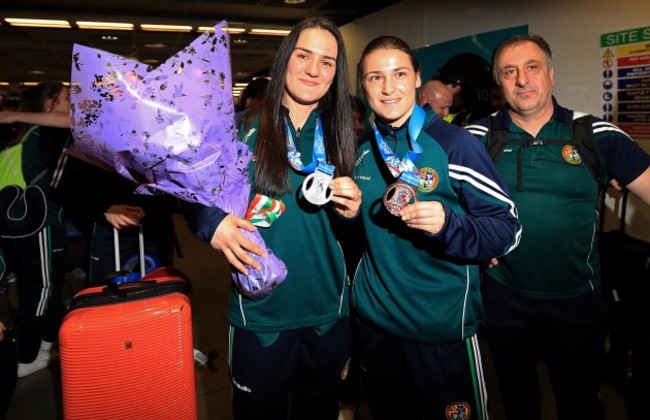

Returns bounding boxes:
[372,104,425,186]
[285,117,327,174]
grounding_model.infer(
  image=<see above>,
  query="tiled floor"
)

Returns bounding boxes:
[4,215,630,419]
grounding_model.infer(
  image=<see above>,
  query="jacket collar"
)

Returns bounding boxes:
[374,108,435,137]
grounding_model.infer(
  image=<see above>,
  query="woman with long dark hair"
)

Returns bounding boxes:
[184,17,361,419]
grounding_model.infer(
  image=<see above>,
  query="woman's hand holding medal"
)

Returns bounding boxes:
[329,176,362,218]
[399,200,446,234]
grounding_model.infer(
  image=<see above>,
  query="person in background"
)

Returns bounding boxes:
[417,79,453,118]
[85,165,177,284]
[1,177,51,417]
[489,83,506,112]
[466,34,650,420]
[438,52,493,127]
[353,35,521,419]
[0,82,70,378]
[235,76,271,134]
[0,90,21,152]
[0,106,177,285]
[183,17,361,420]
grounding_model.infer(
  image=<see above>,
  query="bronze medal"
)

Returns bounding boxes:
[382,181,418,216]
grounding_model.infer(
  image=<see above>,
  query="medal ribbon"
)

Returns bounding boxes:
[372,104,426,187]
[245,193,286,228]
[285,117,326,174]
[314,161,335,176]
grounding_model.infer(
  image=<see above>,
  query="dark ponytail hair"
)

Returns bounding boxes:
[9,81,65,147]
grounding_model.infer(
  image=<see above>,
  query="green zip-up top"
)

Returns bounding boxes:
[186,109,350,335]
[466,100,650,299]
[353,109,520,344]
[21,126,70,225]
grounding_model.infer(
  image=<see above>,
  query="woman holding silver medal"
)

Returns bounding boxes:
[351,35,521,419]
[183,17,361,420]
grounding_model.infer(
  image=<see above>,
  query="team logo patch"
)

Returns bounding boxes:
[445,401,471,420]
[562,145,582,164]
[418,167,439,192]
[340,357,351,380]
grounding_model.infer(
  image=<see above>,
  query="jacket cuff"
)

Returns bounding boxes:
[181,201,228,242]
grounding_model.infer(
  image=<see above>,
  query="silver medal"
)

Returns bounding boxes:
[302,170,334,205]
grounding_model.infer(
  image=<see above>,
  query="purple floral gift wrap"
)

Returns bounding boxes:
[68,21,287,299]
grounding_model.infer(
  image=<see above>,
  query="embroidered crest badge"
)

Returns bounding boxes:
[562,145,582,164]
[418,167,439,192]
[445,401,471,420]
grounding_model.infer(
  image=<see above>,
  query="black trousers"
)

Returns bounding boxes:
[482,279,607,420]
[229,317,352,420]
[354,315,487,420]
[0,224,65,362]
[0,339,17,419]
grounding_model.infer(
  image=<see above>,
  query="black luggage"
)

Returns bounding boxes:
[598,190,650,418]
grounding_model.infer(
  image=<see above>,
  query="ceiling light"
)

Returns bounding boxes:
[140,24,193,32]
[76,21,134,30]
[143,43,168,49]
[101,35,119,41]
[142,59,160,64]
[198,26,246,34]
[223,27,246,34]
[5,18,71,28]
[233,39,248,45]
[249,28,290,36]
[22,82,39,86]
[28,70,46,75]
[284,0,306,4]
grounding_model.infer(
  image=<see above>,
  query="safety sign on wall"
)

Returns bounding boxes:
[601,26,650,138]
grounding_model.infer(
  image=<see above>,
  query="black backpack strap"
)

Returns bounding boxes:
[487,114,527,191]
[486,115,506,162]
[571,114,605,187]
[487,112,604,193]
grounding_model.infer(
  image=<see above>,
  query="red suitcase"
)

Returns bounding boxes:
[59,267,197,420]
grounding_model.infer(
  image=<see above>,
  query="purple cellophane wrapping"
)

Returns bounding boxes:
[68,21,286,298]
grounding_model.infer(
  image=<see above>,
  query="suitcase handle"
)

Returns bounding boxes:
[105,279,162,298]
[104,267,191,298]
[114,224,146,277]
